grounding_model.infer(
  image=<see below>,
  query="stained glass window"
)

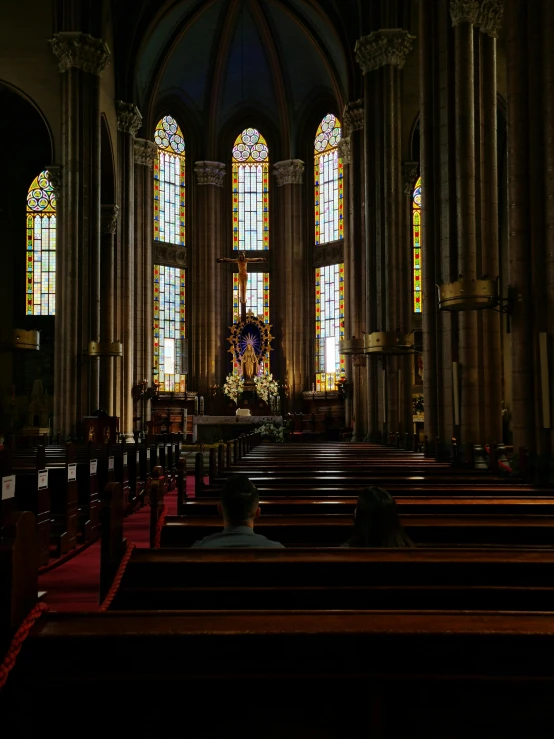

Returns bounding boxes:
[154,115,185,245]
[232,128,269,250]
[315,264,345,391]
[314,114,343,245]
[233,272,270,324]
[153,265,186,391]
[413,176,422,313]
[26,170,56,315]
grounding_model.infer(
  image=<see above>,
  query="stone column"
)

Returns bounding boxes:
[342,99,367,439]
[134,138,157,430]
[193,162,226,401]
[49,32,109,436]
[99,204,119,415]
[116,102,142,441]
[355,28,415,439]
[273,160,306,411]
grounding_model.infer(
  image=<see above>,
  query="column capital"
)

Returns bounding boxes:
[337,138,351,166]
[116,101,142,136]
[194,161,226,186]
[450,0,480,26]
[101,204,119,235]
[273,159,304,186]
[134,138,158,167]
[343,100,364,136]
[402,161,420,195]
[49,32,110,75]
[477,0,504,37]
[46,165,62,200]
[355,29,415,74]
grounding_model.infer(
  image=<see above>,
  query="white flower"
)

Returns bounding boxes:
[222,373,244,402]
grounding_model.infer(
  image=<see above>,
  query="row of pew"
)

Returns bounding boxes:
[3,434,554,736]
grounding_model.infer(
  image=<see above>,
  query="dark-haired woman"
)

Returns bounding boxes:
[342,486,414,548]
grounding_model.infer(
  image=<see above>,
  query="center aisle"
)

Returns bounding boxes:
[37,476,187,612]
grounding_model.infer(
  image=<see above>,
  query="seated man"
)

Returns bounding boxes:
[191,473,284,548]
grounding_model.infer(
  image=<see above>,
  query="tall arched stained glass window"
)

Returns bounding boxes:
[314,114,343,245]
[232,128,269,250]
[315,264,345,391]
[153,265,186,391]
[413,177,422,313]
[26,170,56,315]
[154,115,185,245]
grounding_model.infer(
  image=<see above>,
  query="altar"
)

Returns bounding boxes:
[192,415,283,443]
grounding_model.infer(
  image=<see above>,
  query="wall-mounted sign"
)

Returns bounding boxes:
[136,451,140,463]
[108,456,115,471]
[123,453,128,466]
[90,460,98,476]
[68,464,77,481]
[2,475,15,500]
[38,470,48,489]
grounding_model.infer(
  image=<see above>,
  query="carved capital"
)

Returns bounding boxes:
[49,32,110,75]
[355,29,415,74]
[314,241,344,268]
[134,138,158,167]
[116,101,142,136]
[195,161,226,186]
[402,161,420,195]
[450,0,480,26]
[101,204,119,235]
[154,243,188,268]
[477,0,503,36]
[45,166,62,200]
[273,159,304,186]
[337,137,351,165]
[343,99,364,136]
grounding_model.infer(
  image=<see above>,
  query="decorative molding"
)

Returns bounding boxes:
[313,241,344,268]
[402,161,420,195]
[134,138,158,167]
[195,161,226,186]
[116,101,142,136]
[273,159,304,186]
[343,100,364,135]
[337,137,351,165]
[477,0,504,36]
[49,32,110,75]
[154,243,188,268]
[450,0,480,26]
[355,29,415,74]
[46,166,61,199]
[101,204,119,235]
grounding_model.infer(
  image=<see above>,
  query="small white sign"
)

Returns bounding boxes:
[178,442,182,452]
[172,444,175,455]
[90,459,97,476]
[108,456,115,471]
[136,451,140,463]
[123,453,128,466]
[2,475,16,500]
[68,464,77,481]
[38,469,48,489]
[147,449,151,460]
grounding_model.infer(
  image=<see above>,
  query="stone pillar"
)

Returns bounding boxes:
[134,138,157,430]
[49,32,109,437]
[193,162,226,400]
[355,28,415,439]
[342,100,367,439]
[116,102,142,441]
[99,204,119,415]
[273,160,306,411]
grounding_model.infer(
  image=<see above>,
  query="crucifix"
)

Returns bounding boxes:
[217,251,267,322]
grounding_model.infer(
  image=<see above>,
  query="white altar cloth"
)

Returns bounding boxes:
[191,415,283,442]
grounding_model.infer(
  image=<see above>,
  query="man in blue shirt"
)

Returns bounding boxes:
[191,473,284,548]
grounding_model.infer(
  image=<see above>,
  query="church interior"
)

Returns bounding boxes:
[2,0,554,736]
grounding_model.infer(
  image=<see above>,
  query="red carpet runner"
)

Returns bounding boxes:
[38,475,200,612]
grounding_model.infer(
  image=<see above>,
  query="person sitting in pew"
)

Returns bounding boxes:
[342,486,414,548]
[191,474,284,548]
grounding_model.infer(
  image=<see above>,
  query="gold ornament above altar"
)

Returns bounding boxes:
[227,312,274,383]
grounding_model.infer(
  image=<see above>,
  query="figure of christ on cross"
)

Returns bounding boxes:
[217,252,267,321]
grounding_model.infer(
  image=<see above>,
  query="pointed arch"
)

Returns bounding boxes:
[314,113,343,245]
[153,114,185,245]
[231,127,269,251]
[26,170,56,315]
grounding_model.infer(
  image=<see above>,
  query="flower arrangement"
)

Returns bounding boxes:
[253,373,280,402]
[412,394,424,415]
[257,421,288,442]
[222,373,244,402]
